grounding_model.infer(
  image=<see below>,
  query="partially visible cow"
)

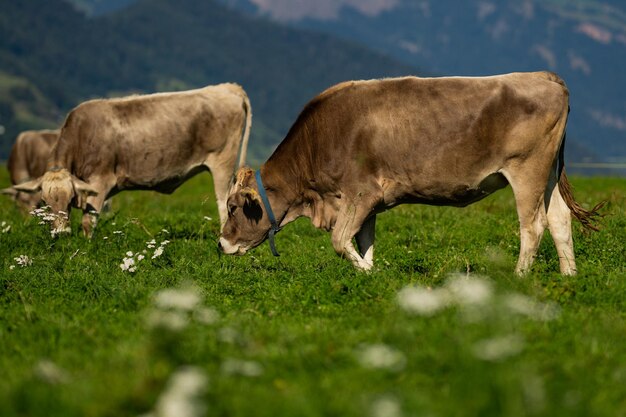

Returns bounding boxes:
[10,83,251,237]
[1,129,59,209]
[218,72,602,275]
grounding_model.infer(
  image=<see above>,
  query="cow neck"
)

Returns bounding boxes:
[255,169,281,257]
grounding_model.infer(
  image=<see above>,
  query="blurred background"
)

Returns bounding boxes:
[1,0,624,174]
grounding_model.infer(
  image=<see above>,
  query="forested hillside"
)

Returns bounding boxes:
[0,0,415,162]
[68,0,135,15]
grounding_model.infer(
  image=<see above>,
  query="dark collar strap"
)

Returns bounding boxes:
[255,170,280,257]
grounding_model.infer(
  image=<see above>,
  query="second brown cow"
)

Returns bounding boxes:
[11,83,251,237]
[2,129,59,209]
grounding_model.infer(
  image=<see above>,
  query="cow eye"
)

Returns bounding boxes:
[228,202,238,216]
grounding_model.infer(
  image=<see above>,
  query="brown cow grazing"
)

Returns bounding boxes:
[1,129,59,209]
[218,72,602,275]
[10,83,251,237]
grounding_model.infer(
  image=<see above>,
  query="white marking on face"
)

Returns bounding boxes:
[218,237,247,255]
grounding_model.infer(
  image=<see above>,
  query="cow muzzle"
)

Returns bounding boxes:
[218,237,247,255]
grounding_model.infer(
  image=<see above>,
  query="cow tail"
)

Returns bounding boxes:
[237,91,252,170]
[556,133,605,232]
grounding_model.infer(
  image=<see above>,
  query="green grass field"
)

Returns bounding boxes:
[1,168,625,417]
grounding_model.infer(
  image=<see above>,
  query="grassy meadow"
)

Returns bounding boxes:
[0,167,625,417]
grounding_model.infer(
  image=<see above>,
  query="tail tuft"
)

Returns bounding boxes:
[558,169,605,232]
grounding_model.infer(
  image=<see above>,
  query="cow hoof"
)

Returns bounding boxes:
[354,261,374,272]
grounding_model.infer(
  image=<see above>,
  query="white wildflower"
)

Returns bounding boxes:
[221,358,264,377]
[113,230,123,235]
[370,395,403,417]
[522,374,546,414]
[356,344,406,372]
[152,246,164,259]
[29,207,45,217]
[446,274,493,305]
[472,334,525,362]
[203,216,212,221]
[33,359,69,385]
[43,214,57,222]
[1,221,10,233]
[50,225,71,237]
[119,239,173,272]
[146,309,189,331]
[119,256,136,272]
[161,229,169,234]
[103,236,109,240]
[194,307,220,325]
[153,366,208,417]
[146,285,217,332]
[14,255,32,267]
[217,327,240,344]
[9,265,15,270]
[154,288,201,312]
[503,293,560,321]
[397,285,450,316]
[30,205,66,225]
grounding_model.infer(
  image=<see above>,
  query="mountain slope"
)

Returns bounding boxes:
[0,0,417,162]
[223,0,626,162]
[66,0,136,15]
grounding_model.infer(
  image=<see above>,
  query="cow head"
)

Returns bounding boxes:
[12,168,98,235]
[218,167,271,255]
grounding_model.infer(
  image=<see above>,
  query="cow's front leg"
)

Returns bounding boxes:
[208,160,235,230]
[331,234,372,271]
[81,188,110,238]
[81,211,98,238]
[331,204,375,271]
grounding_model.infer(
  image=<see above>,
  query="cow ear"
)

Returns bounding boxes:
[71,177,98,209]
[241,187,262,206]
[1,187,19,197]
[72,177,98,197]
[235,167,254,188]
[12,178,43,194]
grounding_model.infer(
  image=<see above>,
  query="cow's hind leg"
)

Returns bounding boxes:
[332,202,376,271]
[545,168,577,275]
[503,169,549,275]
